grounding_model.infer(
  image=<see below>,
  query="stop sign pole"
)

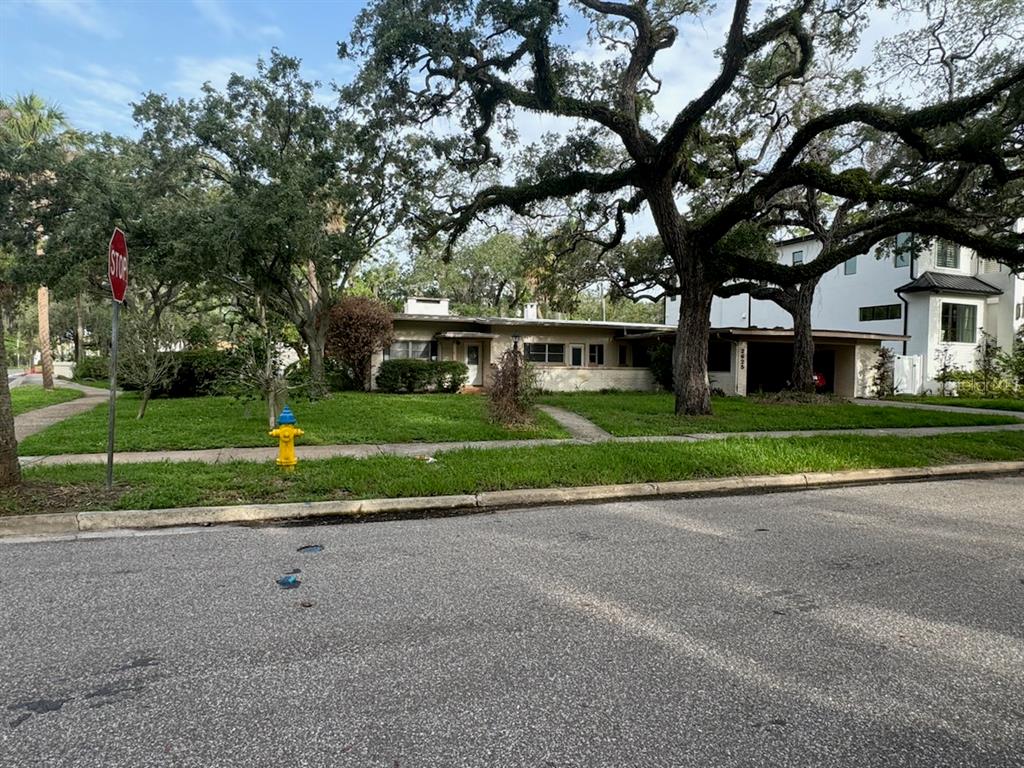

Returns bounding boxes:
[107,228,128,490]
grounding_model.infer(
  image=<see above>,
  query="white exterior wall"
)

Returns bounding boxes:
[917,294,988,393]
[666,235,1023,393]
[498,327,655,392]
[533,367,656,392]
[376,319,665,392]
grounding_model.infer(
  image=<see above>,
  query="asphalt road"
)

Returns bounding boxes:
[2,478,1023,767]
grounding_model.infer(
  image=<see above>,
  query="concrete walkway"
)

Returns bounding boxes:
[13,376,111,442]
[853,397,1024,419]
[537,404,612,440]
[19,421,1024,468]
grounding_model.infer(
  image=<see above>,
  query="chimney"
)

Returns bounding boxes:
[522,302,540,320]
[403,297,450,316]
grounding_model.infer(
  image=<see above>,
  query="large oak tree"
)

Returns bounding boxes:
[348,0,1024,414]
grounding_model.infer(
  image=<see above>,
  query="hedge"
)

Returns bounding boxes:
[75,350,239,397]
[376,359,469,393]
[73,356,110,381]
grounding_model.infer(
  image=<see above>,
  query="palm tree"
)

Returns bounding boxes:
[0,94,69,391]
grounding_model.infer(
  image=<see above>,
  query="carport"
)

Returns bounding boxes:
[716,328,907,398]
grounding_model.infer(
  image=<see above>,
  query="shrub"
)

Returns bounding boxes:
[974,331,1002,397]
[871,347,896,399]
[946,369,1019,399]
[74,350,238,396]
[488,345,536,425]
[157,349,239,398]
[432,360,470,393]
[325,297,394,391]
[376,359,469,393]
[933,345,959,396]
[649,343,674,391]
[997,327,1024,390]
[73,356,110,381]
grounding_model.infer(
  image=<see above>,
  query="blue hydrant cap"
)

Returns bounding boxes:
[277,406,297,425]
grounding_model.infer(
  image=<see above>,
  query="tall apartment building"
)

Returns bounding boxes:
[667,231,1024,394]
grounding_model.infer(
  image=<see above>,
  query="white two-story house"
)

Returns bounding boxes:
[667,232,1024,394]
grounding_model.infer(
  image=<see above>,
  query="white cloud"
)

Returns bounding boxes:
[191,0,282,40]
[45,66,140,105]
[169,56,255,96]
[69,98,136,132]
[27,0,118,39]
[256,24,283,38]
[192,0,236,36]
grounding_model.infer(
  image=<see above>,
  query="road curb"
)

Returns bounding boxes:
[3,461,1023,539]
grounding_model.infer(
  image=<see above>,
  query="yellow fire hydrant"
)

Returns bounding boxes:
[269,405,304,470]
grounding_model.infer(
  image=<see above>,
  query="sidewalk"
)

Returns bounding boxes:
[20,421,1024,468]
[853,398,1024,419]
[13,377,112,442]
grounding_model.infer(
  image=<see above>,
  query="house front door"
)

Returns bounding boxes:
[466,344,482,386]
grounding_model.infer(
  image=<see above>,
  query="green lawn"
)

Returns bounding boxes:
[7,430,1024,515]
[10,386,83,416]
[16,392,567,455]
[891,395,1024,413]
[538,392,1017,436]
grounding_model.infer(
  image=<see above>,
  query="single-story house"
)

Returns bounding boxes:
[373,298,907,397]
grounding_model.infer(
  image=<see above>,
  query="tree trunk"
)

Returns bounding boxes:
[38,285,54,390]
[306,337,327,398]
[297,310,329,399]
[672,274,716,416]
[789,284,816,393]
[137,385,152,420]
[267,387,278,430]
[75,293,85,366]
[0,319,22,487]
[645,182,716,416]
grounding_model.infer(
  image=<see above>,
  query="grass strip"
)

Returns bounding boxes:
[7,431,1024,516]
[891,396,1024,413]
[17,392,567,455]
[538,392,1017,435]
[10,386,83,416]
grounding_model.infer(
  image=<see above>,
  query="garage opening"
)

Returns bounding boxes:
[746,342,836,393]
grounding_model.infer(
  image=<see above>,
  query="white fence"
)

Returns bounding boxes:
[893,354,923,395]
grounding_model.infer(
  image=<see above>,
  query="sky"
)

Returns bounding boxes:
[0,0,364,134]
[1,0,907,137]
[0,0,761,139]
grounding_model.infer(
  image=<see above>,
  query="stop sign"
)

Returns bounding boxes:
[108,227,128,303]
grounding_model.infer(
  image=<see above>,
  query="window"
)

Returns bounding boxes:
[632,344,651,367]
[936,239,960,269]
[524,343,564,363]
[618,344,628,366]
[941,303,977,343]
[1016,302,1022,321]
[570,345,584,367]
[387,340,431,359]
[844,257,857,275]
[708,341,731,373]
[894,233,911,268]
[588,344,605,366]
[792,250,804,266]
[859,304,902,322]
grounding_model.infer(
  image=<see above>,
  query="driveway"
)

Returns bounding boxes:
[2,478,1022,766]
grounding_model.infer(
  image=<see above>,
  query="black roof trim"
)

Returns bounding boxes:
[895,271,1002,296]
